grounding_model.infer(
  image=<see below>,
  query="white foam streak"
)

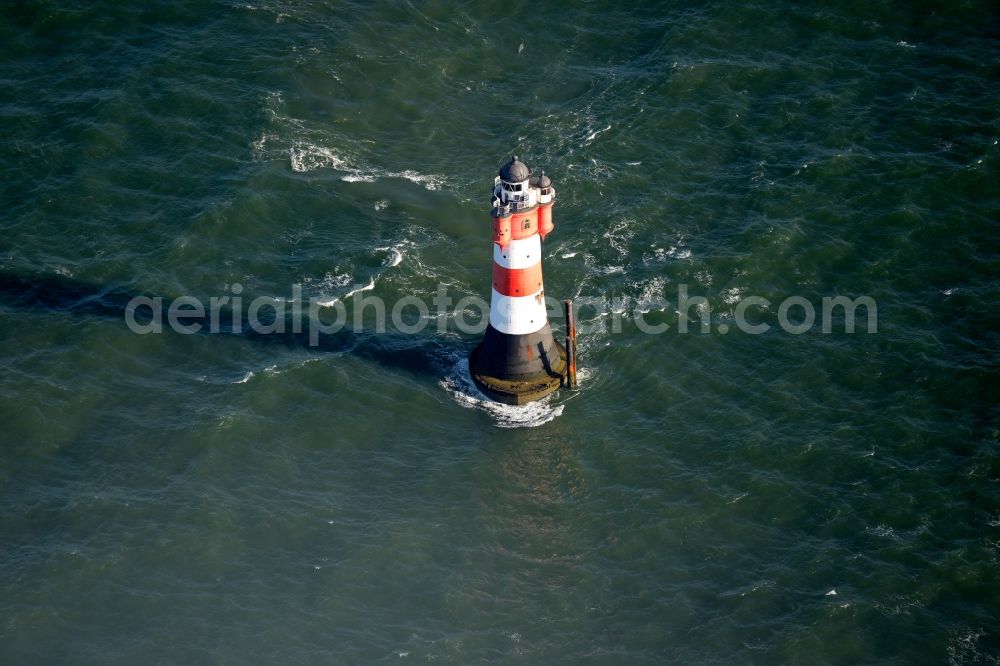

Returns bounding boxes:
[341,278,375,300]
[584,124,612,144]
[286,142,446,191]
[233,371,254,384]
[316,278,373,307]
[376,242,410,268]
[290,143,346,172]
[395,170,444,190]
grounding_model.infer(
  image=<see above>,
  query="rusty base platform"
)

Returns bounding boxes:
[469,340,567,406]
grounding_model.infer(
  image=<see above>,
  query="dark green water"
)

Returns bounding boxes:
[2,1,999,663]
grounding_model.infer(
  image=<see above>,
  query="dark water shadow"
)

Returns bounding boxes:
[0,270,465,380]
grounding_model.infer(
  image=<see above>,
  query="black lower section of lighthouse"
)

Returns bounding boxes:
[469,324,567,405]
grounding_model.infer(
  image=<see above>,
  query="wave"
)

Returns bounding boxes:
[317,277,375,307]
[634,276,668,314]
[341,278,375,300]
[721,286,744,305]
[308,239,413,308]
[256,93,449,191]
[393,169,445,191]
[584,124,612,145]
[439,358,564,429]
[375,240,413,268]
[233,370,254,384]
[309,272,352,306]
[340,173,376,183]
[285,141,447,191]
[227,357,323,384]
[289,142,347,172]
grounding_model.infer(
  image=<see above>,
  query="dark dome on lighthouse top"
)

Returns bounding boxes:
[536,170,552,189]
[499,155,530,183]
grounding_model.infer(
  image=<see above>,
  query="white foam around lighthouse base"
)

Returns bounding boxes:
[440,358,563,429]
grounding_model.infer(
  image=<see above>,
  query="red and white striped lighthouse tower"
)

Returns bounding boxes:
[470,155,567,404]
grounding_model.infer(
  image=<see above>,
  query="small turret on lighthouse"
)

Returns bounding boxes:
[470,155,567,405]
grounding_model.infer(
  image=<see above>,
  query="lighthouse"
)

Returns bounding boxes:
[469,155,567,405]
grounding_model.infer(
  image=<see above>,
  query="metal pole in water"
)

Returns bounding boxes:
[564,299,578,389]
